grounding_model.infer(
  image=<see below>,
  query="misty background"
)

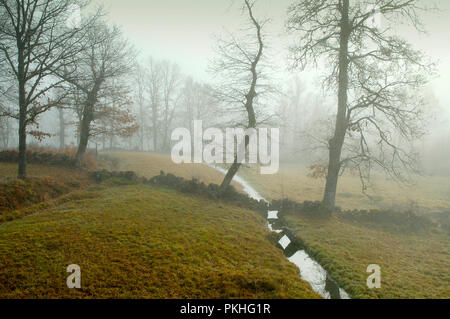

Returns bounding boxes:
[1,0,449,175]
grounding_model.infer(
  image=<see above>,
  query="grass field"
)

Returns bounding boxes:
[0,162,92,185]
[284,214,449,298]
[0,182,319,298]
[0,162,93,222]
[234,161,450,299]
[105,153,450,298]
[108,152,244,192]
[236,162,450,213]
[2,152,448,299]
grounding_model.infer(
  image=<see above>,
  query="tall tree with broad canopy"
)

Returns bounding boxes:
[0,0,93,178]
[287,0,435,209]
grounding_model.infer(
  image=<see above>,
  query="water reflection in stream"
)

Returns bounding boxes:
[209,165,350,299]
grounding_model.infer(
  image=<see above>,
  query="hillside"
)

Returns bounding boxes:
[236,162,450,299]
[0,162,93,222]
[108,152,244,192]
[0,160,320,298]
[103,153,450,299]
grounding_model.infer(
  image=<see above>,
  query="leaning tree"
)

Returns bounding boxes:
[212,0,270,193]
[287,0,435,209]
[56,20,135,165]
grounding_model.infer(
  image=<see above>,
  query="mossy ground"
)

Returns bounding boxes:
[285,214,449,298]
[235,162,450,299]
[0,163,93,222]
[3,152,448,299]
[0,183,320,299]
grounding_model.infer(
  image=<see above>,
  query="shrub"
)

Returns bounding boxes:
[0,148,97,168]
[0,148,82,167]
[268,196,436,234]
[338,208,435,233]
[90,169,269,214]
[270,198,332,219]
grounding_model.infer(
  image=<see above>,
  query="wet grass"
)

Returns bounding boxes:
[4,153,447,299]
[235,162,450,299]
[0,184,320,299]
[284,214,450,299]
[0,162,91,183]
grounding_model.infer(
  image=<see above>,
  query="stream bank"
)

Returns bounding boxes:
[209,165,350,299]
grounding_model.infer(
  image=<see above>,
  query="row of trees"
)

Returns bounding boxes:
[216,0,435,206]
[0,0,215,178]
[0,0,136,176]
[133,59,219,153]
[0,0,437,209]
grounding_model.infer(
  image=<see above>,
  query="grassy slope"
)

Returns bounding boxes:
[236,163,450,299]
[0,163,93,222]
[4,152,447,299]
[0,183,320,299]
[285,215,449,298]
[104,153,450,298]
[0,162,91,184]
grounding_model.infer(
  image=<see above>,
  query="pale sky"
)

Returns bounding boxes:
[94,0,292,80]
[93,0,450,127]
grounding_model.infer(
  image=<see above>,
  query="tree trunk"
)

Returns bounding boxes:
[58,107,65,150]
[75,81,102,165]
[152,102,158,151]
[220,160,242,192]
[219,109,256,192]
[17,53,27,179]
[75,102,94,165]
[323,0,350,209]
[18,108,27,179]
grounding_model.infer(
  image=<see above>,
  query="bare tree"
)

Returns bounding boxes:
[160,60,181,152]
[212,0,268,193]
[146,57,162,151]
[134,62,147,151]
[0,0,94,178]
[91,79,138,150]
[182,77,196,136]
[0,115,11,148]
[287,0,435,209]
[57,20,135,164]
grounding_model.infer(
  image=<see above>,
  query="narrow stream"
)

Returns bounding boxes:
[209,165,350,299]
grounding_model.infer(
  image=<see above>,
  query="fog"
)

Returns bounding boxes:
[1,0,450,177]
[101,0,450,175]
[1,0,449,301]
